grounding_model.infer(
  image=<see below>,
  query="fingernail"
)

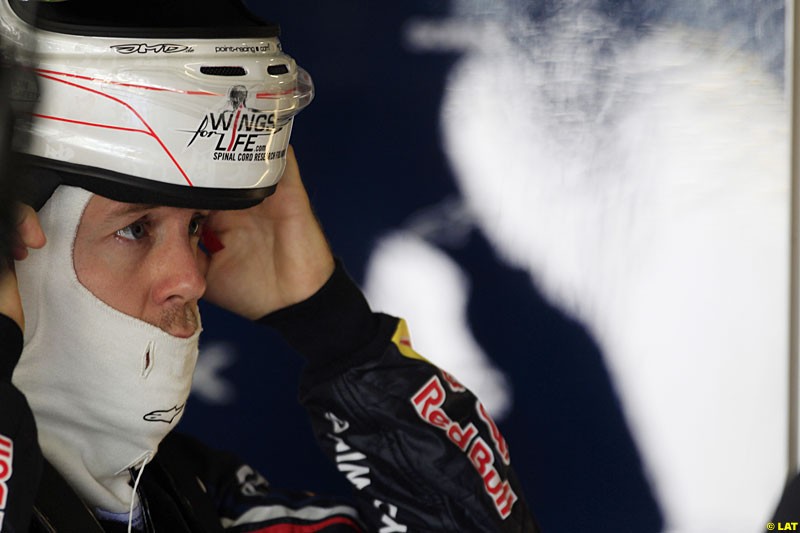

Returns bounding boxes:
[200,227,225,254]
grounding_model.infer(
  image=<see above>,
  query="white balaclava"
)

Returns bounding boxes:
[12,185,201,513]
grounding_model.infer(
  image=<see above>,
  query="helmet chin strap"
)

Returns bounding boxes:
[12,185,202,514]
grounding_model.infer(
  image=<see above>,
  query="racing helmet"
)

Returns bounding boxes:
[2,0,314,209]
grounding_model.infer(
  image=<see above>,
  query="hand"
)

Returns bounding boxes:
[1,204,46,329]
[201,146,335,320]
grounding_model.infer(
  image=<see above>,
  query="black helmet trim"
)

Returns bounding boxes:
[20,155,275,211]
[9,0,280,38]
[19,23,281,40]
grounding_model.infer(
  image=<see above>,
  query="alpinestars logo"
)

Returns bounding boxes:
[143,404,184,424]
[111,43,194,54]
[185,85,286,162]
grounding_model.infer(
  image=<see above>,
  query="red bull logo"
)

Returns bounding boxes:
[0,434,12,530]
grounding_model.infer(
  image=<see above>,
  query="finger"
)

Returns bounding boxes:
[15,204,46,250]
[11,243,27,261]
[278,144,304,190]
[0,266,24,330]
[263,145,313,219]
[11,204,46,261]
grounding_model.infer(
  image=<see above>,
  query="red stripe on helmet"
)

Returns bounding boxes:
[35,68,221,96]
[35,71,195,186]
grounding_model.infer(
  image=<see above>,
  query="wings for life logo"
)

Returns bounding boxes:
[185,85,286,163]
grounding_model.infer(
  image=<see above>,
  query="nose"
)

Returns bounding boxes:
[150,234,207,306]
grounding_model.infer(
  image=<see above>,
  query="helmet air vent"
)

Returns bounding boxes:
[267,64,289,75]
[199,66,247,76]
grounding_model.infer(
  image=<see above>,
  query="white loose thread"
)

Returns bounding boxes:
[128,452,152,533]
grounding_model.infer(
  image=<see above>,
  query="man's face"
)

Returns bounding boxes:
[229,86,247,109]
[73,195,209,338]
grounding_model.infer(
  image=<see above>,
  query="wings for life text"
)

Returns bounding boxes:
[186,109,286,163]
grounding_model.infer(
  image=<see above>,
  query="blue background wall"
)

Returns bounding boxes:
[179,2,787,531]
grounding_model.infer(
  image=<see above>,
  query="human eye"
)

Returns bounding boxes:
[115,220,148,241]
[188,214,208,237]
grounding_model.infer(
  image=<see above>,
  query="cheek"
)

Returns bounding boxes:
[74,243,150,319]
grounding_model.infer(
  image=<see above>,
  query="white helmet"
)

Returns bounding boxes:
[3,0,314,209]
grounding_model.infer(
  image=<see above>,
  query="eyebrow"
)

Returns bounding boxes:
[104,203,159,223]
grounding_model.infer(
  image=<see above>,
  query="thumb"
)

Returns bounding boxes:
[0,266,24,330]
[13,204,45,261]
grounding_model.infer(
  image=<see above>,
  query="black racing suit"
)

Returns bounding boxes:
[1,262,539,532]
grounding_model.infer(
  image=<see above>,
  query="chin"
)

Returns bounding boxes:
[168,326,199,339]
